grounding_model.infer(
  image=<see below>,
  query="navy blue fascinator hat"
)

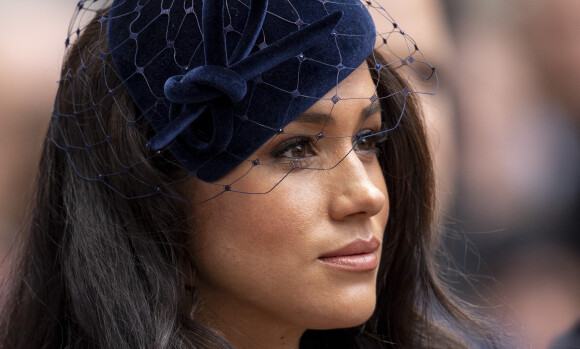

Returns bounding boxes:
[107,0,375,181]
[53,0,436,200]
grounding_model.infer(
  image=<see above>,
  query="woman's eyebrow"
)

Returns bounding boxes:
[294,101,382,125]
[364,102,383,119]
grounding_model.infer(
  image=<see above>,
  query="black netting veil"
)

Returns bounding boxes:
[51,0,437,203]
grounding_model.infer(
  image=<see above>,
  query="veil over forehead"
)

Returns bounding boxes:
[53,0,437,201]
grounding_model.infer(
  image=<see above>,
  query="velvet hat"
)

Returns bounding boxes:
[107,0,376,181]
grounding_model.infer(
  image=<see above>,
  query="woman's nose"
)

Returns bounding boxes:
[327,151,388,221]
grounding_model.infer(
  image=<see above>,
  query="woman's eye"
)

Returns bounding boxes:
[354,129,387,153]
[355,135,374,151]
[271,137,315,159]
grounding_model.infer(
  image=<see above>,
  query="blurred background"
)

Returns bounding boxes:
[1,1,579,348]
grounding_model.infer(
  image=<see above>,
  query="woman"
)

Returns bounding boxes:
[0,0,493,348]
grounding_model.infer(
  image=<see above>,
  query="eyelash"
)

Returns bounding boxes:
[353,126,388,154]
[270,136,318,162]
[269,124,388,163]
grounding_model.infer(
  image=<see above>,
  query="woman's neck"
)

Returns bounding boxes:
[194,297,305,349]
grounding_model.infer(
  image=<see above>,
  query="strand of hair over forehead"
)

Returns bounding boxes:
[53,0,437,202]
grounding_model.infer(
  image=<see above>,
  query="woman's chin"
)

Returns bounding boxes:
[307,297,377,330]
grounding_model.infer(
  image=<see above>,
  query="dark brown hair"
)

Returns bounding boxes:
[0,9,494,349]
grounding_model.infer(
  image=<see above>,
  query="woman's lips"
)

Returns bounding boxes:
[318,236,381,271]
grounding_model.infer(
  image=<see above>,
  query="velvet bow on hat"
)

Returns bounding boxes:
[108,0,375,181]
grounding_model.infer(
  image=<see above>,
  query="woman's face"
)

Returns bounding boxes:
[189,65,389,345]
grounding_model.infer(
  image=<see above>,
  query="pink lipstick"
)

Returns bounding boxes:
[318,236,381,271]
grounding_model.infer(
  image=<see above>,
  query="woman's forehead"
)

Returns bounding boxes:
[309,63,377,113]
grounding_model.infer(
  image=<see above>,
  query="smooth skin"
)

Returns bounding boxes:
[189,64,389,349]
